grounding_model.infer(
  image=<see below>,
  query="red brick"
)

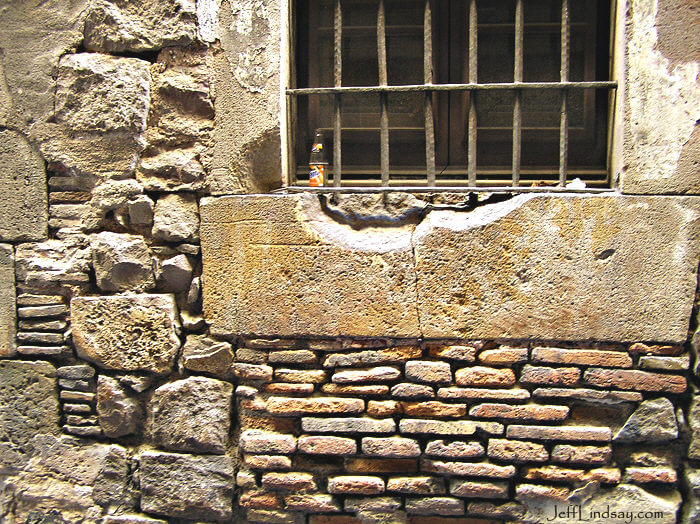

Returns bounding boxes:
[626,467,677,484]
[233,363,273,382]
[550,444,611,465]
[469,403,569,421]
[402,401,467,418]
[506,425,611,442]
[328,476,385,495]
[583,368,686,393]
[520,365,580,386]
[322,383,390,395]
[284,494,341,512]
[240,430,297,454]
[387,476,446,494]
[332,366,401,383]
[266,397,364,415]
[455,367,515,387]
[421,458,516,478]
[240,490,283,509]
[487,439,548,463]
[345,458,418,473]
[628,343,683,356]
[516,484,570,501]
[428,344,478,361]
[298,436,357,455]
[478,347,528,365]
[450,480,508,499]
[362,437,421,458]
[438,387,530,401]
[531,347,633,368]
[523,466,586,482]
[405,361,453,384]
[367,400,401,417]
[425,440,485,459]
[264,383,315,395]
[262,472,317,491]
[244,455,293,470]
[275,369,328,384]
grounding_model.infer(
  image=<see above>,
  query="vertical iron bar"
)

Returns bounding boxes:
[512,0,523,187]
[559,0,569,186]
[467,0,478,186]
[333,0,342,186]
[378,0,390,186]
[424,0,436,185]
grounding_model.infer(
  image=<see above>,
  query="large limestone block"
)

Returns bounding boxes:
[0,361,59,455]
[35,53,150,181]
[201,194,699,342]
[71,294,181,374]
[0,245,16,357]
[139,451,234,521]
[83,0,197,53]
[200,194,420,337]
[0,130,47,241]
[413,194,700,342]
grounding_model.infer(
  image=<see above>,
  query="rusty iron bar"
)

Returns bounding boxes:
[333,0,342,186]
[424,0,436,186]
[467,0,478,186]
[378,0,390,186]
[512,0,523,187]
[559,0,570,186]
[286,81,617,95]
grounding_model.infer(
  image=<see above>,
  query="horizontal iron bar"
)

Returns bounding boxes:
[277,185,615,194]
[287,81,617,95]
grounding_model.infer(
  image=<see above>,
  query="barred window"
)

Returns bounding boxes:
[288,0,616,188]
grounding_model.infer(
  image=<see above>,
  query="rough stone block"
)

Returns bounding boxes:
[298,436,357,455]
[344,497,402,513]
[367,400,401,417]
[427,344,478,361]
[241,430,297,454]
[328,476,385,495]
[0,245,16,357]
[83,0,197,52]
[487,439,549,463]
[244,454,292,471]
[275,368,327,384]
[450,480,508,499]
[424,440,485,459]
[150,377,232,454]
[399,419,503,436]
[152,193,200,243]
[71,295,181,374]
[455,366,516,387]
[404,497,464,516]
[550,445,612,465]
[478,346,528,365]
[401,401,466,418]
[421,459,516,478]
[362,437,421,458]
[323,346,420,367]
[139,451,233,520]
[614,398,678,443]
[0,360,59,455]
[262,472,317,491]
[386,477,446,495]
[0,131,47,241]
[181,335,234,378]
[519,365,581,386]
[390,383,435,399]
[583,368,686,393]
[285,494,341,512]
[91,232,155,292]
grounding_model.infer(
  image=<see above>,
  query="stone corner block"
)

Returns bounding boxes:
[71,294,180,374]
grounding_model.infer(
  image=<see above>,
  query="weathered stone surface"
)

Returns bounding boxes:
[522,364,585,385]
[470,403,569,421]
[438,387,530,400]
[244,454,292,471]
[1,435,133,522]
[345,497,402,513]
[362,438,421,458]
[532,387,642,404]
[37,54,150,181]
[405,497,464,516]
[0,245,16,357]
[83,0,197,52]
[507,425,612,442]
[180,335,234,377]
[531,347,633,367]
[405,361,452,384]
[412,195,700,342]
[455,366,516,387]
[639,355,689,370]
[285,493,341,512]
[241,430,297,454]
[626,467,677,484]
[129,194,155,226]
[367,400,401,417]
[262,472,317,491]
[400,419,503,436]
[551,445,612,465]
[390,383,435,399]
[345,458,417,474]
[386,476,445,495]
[275,368,327,383]
[0,131,47,241]
[201,194,420,337]
[150,377,232,454]
[401,401,466,418]
[269,350,318,364]
[71,294,181,374]
[298,436,357,455]
[427,344,478,361]
[332,367,401,383]
[159,254,193,292]
[614,398,678,443]
[584,368,686,393]
[683,466,700,523]
[152,193,200,243]
[478,346,528,365]
[487,439,549,463]
[621,0,700,194]
[91,232,155,292]
[0,361,59,456]
[97,375,141,438]
[450,480,508,499]
[302,417,396,434]
[139,451,233,520]
[266,397,364,416]
[323,346,421,367]
[424,440,485,459]
[328,476,385,495]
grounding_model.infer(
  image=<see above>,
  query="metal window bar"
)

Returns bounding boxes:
[512,0,523,187]
[333,0,342,187]
[467,0,478,186]
[378,0,390,186]
[424,0,436,185]
[288,0,617,189]
[559,0,570,186]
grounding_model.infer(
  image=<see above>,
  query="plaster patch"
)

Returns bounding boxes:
[197,0,222,42]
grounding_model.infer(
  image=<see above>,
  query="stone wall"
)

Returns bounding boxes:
[0,0,698,523]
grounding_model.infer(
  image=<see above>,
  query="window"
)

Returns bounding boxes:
[289,0,616,188]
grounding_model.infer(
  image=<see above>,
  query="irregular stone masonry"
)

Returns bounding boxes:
[233,340,688,522]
